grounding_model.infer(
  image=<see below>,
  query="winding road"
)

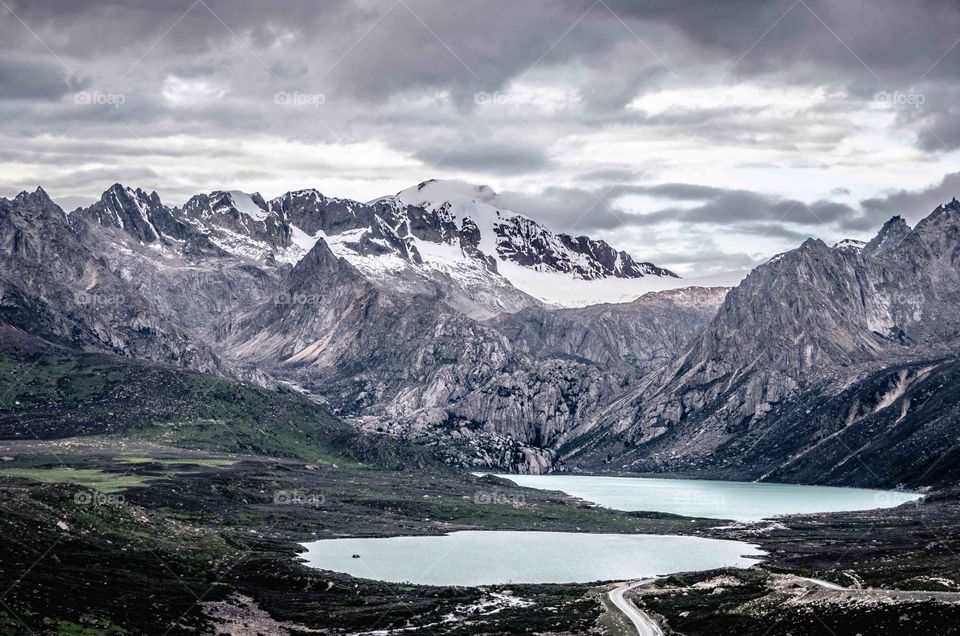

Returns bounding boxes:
[801,576,960,600]
[607,575,960,636]
[609,580,663,636]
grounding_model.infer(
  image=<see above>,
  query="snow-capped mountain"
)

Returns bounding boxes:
[266,179,687,315]
[78,180,698,317]
[179,190,292,264]
[69,179,691,318]
[376,179,684,309]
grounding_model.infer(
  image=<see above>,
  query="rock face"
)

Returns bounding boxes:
[569,200,960,488]
[211,237,715,471]
[489,287,728,373]
[0,188,217,371]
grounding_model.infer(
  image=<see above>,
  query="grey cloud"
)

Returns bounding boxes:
[652,191,858,227]
[0,58,81,100]
[858,170,960,225]
[621,183,724,201]
[732,223,813,242]
[912,101,960,152]
[638,242,758,274]
[594,0,960,84]
[10,0,960,115]
[494,187,629,233]
[493,180,877,261]
[6,0,352,58]
[574,168,644,183]
[415,141,551,174]
[3,166,162,201]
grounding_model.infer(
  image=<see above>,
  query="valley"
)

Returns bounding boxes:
[2,430,958,635]
[3,182,960,634]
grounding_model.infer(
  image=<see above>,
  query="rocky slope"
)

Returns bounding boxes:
[567,200,960,488]
[72,185,282,349]
[0,188,217,371]
[488,287,727,373]
[213,236,723,471]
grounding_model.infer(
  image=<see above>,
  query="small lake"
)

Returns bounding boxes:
[300,531,764,586]
[488,474,922,521]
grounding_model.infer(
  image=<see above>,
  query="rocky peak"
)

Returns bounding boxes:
[13,186,51,203]
[915,197,960,231]
[272,189,375,237]
[865,215,911,256]
[8,187,63,220]
[574,197,960,481]
[70,184,208,248]
[179,190,292,259]
[80,184,164,243]
[901,198,960,273]
[934,197,960,214]
[288,236,365,291]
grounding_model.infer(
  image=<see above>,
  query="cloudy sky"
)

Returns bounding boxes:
[4,0,960,275]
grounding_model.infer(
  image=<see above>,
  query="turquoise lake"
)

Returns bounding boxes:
[489,474,922,521]
[299,531,764,586]
[299,476,920,586]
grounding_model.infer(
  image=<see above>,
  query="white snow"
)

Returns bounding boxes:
[289,224,318,254]
[369,180,748,307]
[395,179,498,212]
[833,239,866,252]
[206,179,747,309]
[227,190,269,221]
[398,184,747,305]
[491,261,746,307]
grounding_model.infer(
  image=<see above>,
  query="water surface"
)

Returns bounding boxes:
[300,531,764,586]
[489,474,921,521]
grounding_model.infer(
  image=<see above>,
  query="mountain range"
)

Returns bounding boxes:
[2,179,958,487]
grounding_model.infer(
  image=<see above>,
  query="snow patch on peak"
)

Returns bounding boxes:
[396,179,498,211]
[225,190,269,221]
[833,239,866,252]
